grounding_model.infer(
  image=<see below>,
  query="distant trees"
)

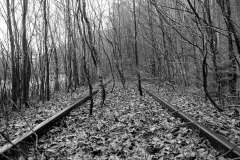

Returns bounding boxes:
[103,0,240,108]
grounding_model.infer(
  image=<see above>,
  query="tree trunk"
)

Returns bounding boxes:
[6,0,17,110]
[202,34,224,112]
[43,0,50,100]
[228,32,237,95]
[133,0,143,96]
[49,22,60,92]
[216,0,237,95]
[76,1,94,115]
[11,0,21,104]
[21,0,30,107]
[204,0,222,101]
[82,0,105,107]
[66,0,72,92]
[72,31,80,89]
[147,1,157,76]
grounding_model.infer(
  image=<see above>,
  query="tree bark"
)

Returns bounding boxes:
[204,0,222,100]
[76,1,94,115]
[11,0,21,104]
[133,0,143,96]
[82,0,105,107]
[21,0,30,107]
[216,0,237,95]
[43,0,50,100]
[6,0,17,110]
[66,0,72,92]
[49,22,60,92]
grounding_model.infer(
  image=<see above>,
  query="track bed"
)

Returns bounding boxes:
[1,82,238,159]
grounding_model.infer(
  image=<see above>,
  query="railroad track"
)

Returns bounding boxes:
[0,81,111,159]
[1,81,240,159]
[140,85,240,158]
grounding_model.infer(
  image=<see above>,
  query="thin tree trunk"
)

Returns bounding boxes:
[228,30,237,95]
[21,0,30,107]
[202,35,224,112]
[67,0,72,92]
[217,0,240,58]
[39,41,45,101]
[49,22,60,92]
[82,0,105,107]
[43,0,50,100]
[72,29,80,89]
[76,1,94,115]
[147,1,158,77]
[133,0,143,96]
[11,0,21,104]
[216,0,237,95]
[6,0,17,110]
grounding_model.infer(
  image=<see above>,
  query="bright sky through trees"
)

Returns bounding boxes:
[0,0,112,47]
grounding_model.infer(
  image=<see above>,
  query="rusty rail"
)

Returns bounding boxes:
[0,80,111,158]
[142,86,240,158]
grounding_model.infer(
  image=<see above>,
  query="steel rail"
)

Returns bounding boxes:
[0,80,111,158]
[142,86,240,158]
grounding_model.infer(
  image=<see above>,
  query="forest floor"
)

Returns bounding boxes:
[0,85,91,147]
[142,82,240,146]
[0,81,239,159]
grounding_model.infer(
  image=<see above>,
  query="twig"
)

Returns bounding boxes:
[9,98,39,148]
[218,145,239,158]
[0,131,26,157]
[8,98,40,157]
[0,153,12,160]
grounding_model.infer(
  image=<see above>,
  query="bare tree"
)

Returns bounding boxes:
[21,0,30,107]
[81,0,106,107]
[133,0,143,96]
[75,0,94,115]
[43,0,50,100]
[216,0,238,95]
[6,0,17,110]
[49,20,60,92]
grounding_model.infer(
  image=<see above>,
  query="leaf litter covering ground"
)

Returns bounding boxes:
[143,82,240,149]
[0,86,91,147]
[24,83,226,160]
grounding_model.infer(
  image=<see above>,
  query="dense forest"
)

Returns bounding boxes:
[1,0,240,159]
[0,0,239,111]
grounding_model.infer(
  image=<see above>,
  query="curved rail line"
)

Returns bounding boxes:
[141,85,240,158]
[0,81,111,159]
